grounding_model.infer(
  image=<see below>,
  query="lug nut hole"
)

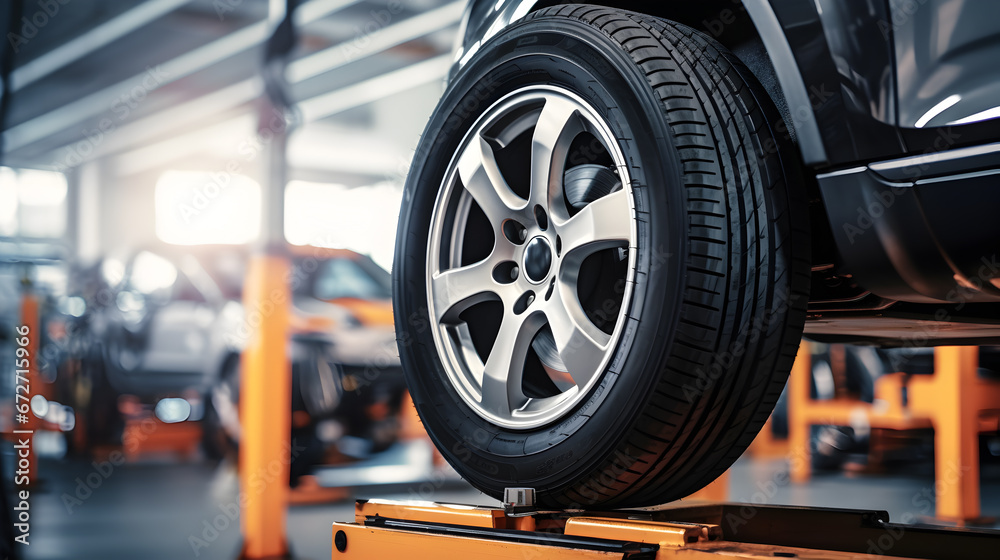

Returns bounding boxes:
[503,220,527,244]
[533,205,548,231]
[513,291,536,315]
[493,262,519,284]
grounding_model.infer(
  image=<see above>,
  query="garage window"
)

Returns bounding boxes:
[0,166,68,238]
[154,170,261,245]
[284,180,402,270]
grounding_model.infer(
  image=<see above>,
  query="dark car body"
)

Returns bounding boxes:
[456,0,1000,345]
[287,246,406,450]
[203,246,406,467]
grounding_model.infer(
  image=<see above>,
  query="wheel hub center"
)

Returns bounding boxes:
[523,236,552,283]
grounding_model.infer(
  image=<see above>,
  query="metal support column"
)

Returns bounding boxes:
[238,0,298,557]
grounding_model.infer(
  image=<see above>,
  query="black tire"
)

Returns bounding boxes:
[394,5,809,507]
[202,355,240,461]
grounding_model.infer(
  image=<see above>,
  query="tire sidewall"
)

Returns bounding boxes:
[394,17,688,500]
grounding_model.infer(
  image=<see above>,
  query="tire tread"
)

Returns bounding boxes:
[523,4,811,507]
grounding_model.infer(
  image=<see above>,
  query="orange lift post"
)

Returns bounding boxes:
[788,342,999,522]
[239,251,291,558]
[238,0,297,553]
[17,278,40,488]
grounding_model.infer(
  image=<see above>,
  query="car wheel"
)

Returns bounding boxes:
[394,5,809,508]
[203,355,240,460]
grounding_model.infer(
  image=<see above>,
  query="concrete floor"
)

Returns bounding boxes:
[21,457,495,560]
[17,454,1000,560]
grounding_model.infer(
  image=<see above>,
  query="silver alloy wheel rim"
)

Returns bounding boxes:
[426,85,637,430]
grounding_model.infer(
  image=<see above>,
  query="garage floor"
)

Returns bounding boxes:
[20,456,1000,560]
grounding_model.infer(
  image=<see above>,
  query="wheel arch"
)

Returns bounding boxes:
[458,0,828,167]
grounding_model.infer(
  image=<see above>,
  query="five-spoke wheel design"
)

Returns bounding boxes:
[426,86,637,429]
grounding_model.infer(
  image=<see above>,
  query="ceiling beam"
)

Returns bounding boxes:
[297,53,451,123]
[49,78,263,171]
[107,54,452,175]
[37,7,459,169]
[11,0,194,92]
[2,0,363,154]
[287,0,463,83]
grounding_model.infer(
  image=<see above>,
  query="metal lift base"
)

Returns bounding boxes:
[331,499,999,559]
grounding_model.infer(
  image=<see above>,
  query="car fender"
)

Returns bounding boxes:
[450,0,828,166]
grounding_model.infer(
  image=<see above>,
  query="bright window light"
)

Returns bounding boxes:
[0,167,17,236]
[130,251,178,294]
[102,257,126,287]
[284,181,403,270]
[0,166,68,238]
[155,170,261,245]
[18,169,67,205]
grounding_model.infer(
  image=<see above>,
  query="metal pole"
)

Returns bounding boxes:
[238,0,297,557]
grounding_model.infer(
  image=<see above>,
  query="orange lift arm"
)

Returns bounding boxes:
[787,342,996,522]
[331,499,1000,560]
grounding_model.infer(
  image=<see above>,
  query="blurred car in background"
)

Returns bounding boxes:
[102,248,243,403]
[63,245,404,480]
[288,247,405,460]
[62,246,246,449]
[200,247,406,482]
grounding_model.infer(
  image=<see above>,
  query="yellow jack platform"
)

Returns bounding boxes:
[331,498,999,559]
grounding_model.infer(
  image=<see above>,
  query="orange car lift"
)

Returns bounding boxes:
[330,496,999,560]
[15,287,41,488]
[788,343,1000,522]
